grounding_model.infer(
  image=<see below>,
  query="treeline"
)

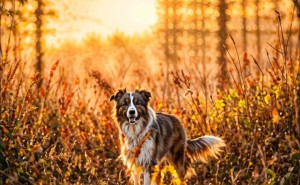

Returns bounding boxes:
[155,0,297,87]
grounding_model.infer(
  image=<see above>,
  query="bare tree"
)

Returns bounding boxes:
[35,0,43,89]
[255,0,261,61]
[242,0,247,52]
[157,0,183,101]
[217,0,229,87]
[188,0,207,74]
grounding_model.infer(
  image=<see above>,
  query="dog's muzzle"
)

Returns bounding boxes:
[128,110,137,124]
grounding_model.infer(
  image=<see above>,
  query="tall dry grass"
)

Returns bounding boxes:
[0,2,300,185]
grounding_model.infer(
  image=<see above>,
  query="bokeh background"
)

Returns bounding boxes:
[0,0,299,184]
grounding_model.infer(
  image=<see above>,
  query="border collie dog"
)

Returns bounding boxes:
[110,89,225,185]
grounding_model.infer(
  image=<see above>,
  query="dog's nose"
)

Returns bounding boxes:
[129,110,135,115]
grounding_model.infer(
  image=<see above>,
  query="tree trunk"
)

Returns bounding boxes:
[255,0,261,61]
[35,0,43,89]
[218,0,229,88]
[242,0,247,52]
[201,0,206,75]
[161,0,170,102]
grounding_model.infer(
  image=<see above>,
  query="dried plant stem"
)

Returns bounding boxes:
[272,55,284,77]
[266,42,283,54]
[230,34,245,88]
[275,11,287,62]
[251,55,264,93]
[225,46,244,95]
[181,93,205,134]
[266,49,279,78]
[194,62,212,126]
[229,70,240,93]
[176,86,181,108]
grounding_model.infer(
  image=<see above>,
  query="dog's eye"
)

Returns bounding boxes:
[121,103,128,107]
[117,102,127,108]
[136,101,142,105]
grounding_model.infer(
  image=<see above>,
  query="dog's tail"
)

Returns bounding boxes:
[186,135,225,163]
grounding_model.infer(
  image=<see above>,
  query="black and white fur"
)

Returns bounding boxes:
[110,89,225,185]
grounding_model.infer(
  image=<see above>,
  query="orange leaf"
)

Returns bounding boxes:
[272,108,280,123]
[50,60,59,77]
[272,108,278,117]
[39,87,45,97]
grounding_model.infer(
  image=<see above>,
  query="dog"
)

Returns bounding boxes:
[110,89,225,185]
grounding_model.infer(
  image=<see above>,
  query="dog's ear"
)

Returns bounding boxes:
[110,88,127,102]
[136,89,151,102]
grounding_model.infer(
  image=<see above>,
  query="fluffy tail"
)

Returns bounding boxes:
[186,135,225,163]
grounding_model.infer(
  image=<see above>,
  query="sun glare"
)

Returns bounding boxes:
[46,0,157,45]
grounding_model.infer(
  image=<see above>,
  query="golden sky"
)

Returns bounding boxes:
[46,0,157,45]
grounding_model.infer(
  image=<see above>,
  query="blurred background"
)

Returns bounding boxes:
[1,0,299,184]
[0,0,297,99]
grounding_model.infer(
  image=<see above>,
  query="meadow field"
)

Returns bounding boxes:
[0,0,300,184]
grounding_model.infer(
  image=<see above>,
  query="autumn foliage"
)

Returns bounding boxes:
[1,0,300,185]
[1,42,299,185]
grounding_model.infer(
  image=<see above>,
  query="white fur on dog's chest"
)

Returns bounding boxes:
[125,136,155,167]
[136,137,155,166]
[120,107,157,168]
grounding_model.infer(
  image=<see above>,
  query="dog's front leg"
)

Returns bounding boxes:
[143,167,151,185]
[132,171,141,185]
[143,166,157,185]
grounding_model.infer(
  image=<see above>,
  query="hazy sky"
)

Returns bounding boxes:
[47,0,157,44]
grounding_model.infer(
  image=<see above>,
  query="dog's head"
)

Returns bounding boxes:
[110,89,151,125]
